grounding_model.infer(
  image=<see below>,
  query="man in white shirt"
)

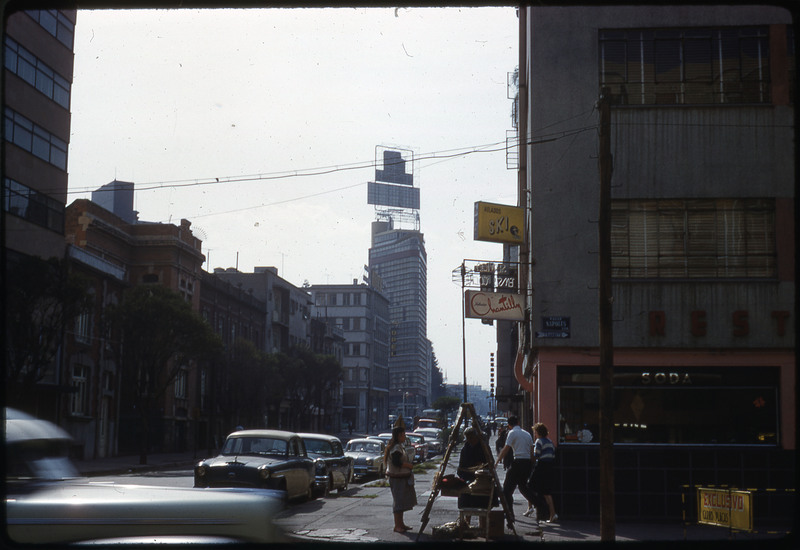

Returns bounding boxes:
[495,415,538,522]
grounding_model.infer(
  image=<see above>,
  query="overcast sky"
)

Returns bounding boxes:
[67,7,519,391]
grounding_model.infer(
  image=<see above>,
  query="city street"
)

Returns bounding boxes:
[85,454,791,544]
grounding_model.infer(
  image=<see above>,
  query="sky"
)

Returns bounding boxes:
[67,7,519,392]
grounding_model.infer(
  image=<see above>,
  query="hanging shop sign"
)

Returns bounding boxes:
[473,201,525,244]
[697,488,753,532]
[465,290,525,321]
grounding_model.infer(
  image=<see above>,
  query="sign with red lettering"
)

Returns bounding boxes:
[465,290,524,321]
[697,488,752,531]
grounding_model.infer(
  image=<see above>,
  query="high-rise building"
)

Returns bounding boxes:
[3,9,76,261]
[369,220,428,420]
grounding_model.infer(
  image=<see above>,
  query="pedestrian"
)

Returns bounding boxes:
[494,415,537,522]
[384,425,417,533]
[530,423,558,523]
[457,427,497,529]
[495,425,512,470]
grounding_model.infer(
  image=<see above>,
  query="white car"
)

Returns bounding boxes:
[414,427,443,455]
[5,408,283,544]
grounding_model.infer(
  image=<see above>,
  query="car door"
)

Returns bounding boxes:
[285,437,305,499]
[329,440,347,486]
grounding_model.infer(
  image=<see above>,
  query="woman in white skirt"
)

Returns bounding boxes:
[384,425,417,533]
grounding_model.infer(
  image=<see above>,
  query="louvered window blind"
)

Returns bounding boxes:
[611,198,776,278]
[600,27,771,105]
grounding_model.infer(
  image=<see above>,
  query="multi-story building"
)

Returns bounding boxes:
[64,194,206,455]
[309,280,391,433]
[4,9,75,262]
[516,5,795,522]
[369,220,429,421]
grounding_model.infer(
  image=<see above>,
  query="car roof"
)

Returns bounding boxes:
[227,429,298,440]
[298,433,341,443]
[5,407,73,444]
[346,438,381,444]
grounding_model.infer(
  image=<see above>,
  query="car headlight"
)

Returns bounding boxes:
[195,465,207,477]
[259,467,271,480]
[315,461,326,474]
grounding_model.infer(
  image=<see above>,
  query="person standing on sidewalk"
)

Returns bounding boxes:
[494,415,537,522]
[384,425,417,533]
[530,422,558,523]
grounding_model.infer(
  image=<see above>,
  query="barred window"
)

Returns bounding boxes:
[600,27,770,105]
[175,369,187,399]
[611,198,776,278]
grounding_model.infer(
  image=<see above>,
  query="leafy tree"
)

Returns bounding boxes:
[282,345,342,431]
[5,256,92,410]
[432,395,462,419]
[109,285,221,464]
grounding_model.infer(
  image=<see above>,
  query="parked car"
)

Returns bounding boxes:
[414,427,443,455]
[5,408,283,544]
[404,432,428,463]
[298,433,354,497]
[368,433,415,463]
[344,438,386,478]
[194,429,315,502]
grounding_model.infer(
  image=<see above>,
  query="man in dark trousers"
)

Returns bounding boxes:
[494,415,537,523]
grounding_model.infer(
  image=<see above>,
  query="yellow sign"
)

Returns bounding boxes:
[474,202,525,244]
[697,488,753,532]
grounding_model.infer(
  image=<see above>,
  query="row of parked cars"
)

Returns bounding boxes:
[6,408,446,544]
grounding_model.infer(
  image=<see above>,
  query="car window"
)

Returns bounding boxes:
[222,437,287,456]
[304,439,333,455]
[332,441,343,456]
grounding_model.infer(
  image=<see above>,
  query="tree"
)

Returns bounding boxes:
[5,256,92,410]
[282,345,342,431]
[109,285,221,464]
[432,395,462,420]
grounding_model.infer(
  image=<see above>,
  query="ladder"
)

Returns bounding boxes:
[416,402,517,540]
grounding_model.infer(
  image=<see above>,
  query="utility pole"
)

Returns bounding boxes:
[597,87,615,541]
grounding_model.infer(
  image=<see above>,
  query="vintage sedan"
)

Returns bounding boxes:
[5,408,283,544]
[344,438,386,479]
[414,428,443,455]
[404,432,429,463]
[194,429,315,502]
[299,433,354,496]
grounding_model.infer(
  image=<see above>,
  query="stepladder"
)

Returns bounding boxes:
[416,402,517,541]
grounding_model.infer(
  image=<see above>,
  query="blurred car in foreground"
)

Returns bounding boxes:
[414,427,443,455]
[298,433,354,497]
[5,408,282,544]
[194,429,315,501]
[344,438,386,479]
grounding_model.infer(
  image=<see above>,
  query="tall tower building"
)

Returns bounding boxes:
[367,147,428,420]
[3,9,77,262]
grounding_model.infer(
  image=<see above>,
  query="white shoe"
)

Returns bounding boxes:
[546,514,558,523]
[523,506,535,518]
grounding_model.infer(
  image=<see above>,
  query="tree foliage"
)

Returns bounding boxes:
[108,284,221,463]
[5,256,92,408]
[432,395,462,418]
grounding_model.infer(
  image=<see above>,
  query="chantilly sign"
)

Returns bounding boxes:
[465,290,525,321]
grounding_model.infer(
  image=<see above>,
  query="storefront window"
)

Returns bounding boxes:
[558,366,778,445]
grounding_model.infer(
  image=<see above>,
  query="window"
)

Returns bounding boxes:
[26,10,75,49]
[3,178,64,233]
[4,37,71,108]
[600,26,770,105]
[559,366,779,445]
[4,108,68,169]
[611,198,776,278]
[71,364,88,416]
[174,369,187,399]
[75,309,91,344]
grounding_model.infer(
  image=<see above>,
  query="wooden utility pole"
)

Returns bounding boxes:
[597,87,615,541]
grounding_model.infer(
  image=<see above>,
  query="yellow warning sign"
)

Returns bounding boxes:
[697,488,753,532]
